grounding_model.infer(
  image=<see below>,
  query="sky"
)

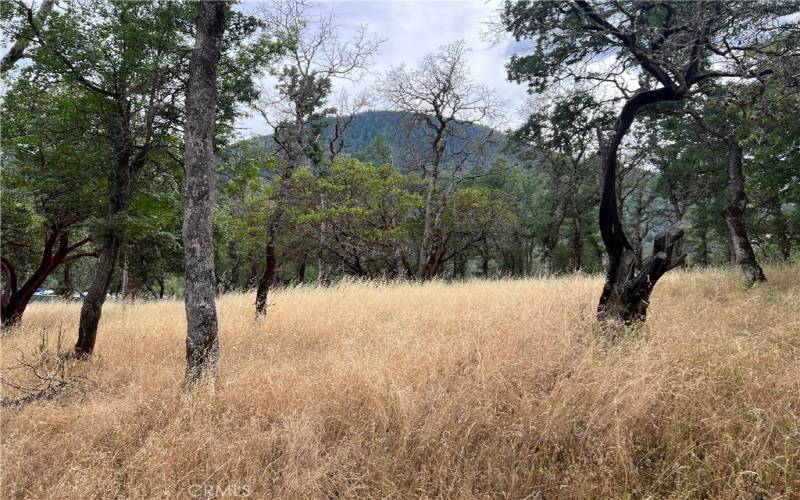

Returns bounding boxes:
[235,0,531,137]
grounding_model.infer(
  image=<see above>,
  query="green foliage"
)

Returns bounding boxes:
[1,79,105,272]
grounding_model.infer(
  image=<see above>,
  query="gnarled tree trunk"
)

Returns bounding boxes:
[182,0,228,384]
[721,138,766,288]
[597,88,686,325]
[2,232,93,329]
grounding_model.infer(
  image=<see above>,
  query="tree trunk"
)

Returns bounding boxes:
[721,139,766,288]
[74,101,133,357]
[597,87,685,325]
[255,221,279,318]
[254,155,299,318]
[481,238,490,278]
[182,0,228,384]
[317,195,328,284]
[3,232,93,329]
[60,263,74,298]
[394,247,410,278]
[416,182,436,279]
[120,253,129,299]
[74,239,122,355]
[572,200,582,271]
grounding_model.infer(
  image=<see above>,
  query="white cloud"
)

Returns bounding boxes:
[235,0,530,137]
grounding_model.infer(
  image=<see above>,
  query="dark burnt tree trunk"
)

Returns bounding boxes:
[597,88,686,324]
[183,0,228,384]
[1,232,94,329]
[721,138,766,287]
[74,99,135,357]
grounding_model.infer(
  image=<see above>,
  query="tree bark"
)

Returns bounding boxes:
[597,87,686,325]
[721,139,766,288]
[182,0,228,384]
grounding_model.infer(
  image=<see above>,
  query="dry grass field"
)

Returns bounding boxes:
[1,265,799,499]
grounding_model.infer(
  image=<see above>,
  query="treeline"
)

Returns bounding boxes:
[1,1,799,363]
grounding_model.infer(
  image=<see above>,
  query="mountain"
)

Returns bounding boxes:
[240,110,507,168]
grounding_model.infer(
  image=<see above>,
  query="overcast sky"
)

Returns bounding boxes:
[235,0,531,137]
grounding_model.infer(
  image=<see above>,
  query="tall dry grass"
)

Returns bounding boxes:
[1,265,799,499]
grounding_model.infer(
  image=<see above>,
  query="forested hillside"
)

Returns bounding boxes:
[242,109,506,169]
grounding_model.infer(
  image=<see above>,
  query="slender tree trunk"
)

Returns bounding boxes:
[721,139,766,288]
[75,240,121,354]
[60,263,73,298]
[417,182,436,279]
[182,0,228,384]
[254,154,300,317]
[74,105,133,357]
[255,221,279,318]
[317,195,328,283]
[120,253,129,299]
[572,200,582,271]
[394,247,408,278]
[481,238,490,278]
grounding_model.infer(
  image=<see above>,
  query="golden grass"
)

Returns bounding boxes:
[1,265,799,499]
